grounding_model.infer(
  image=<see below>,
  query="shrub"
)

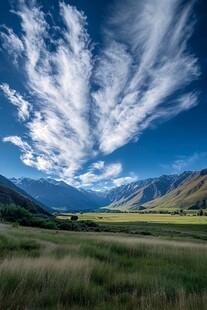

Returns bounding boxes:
[198,209,203,216]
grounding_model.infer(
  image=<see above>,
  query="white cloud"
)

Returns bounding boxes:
[161,152,207,172]
[3,136,30,150]
[0,83,31,121]
[90,161,105,170]
[113,176,137,187]
[74,161,122,187]
[0,26,24,64]
[93,0,199,154]
[0,0,199,186]
[3,135,53,172]
[1,1,94,178]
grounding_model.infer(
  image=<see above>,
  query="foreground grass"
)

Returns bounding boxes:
[0,224,207,309]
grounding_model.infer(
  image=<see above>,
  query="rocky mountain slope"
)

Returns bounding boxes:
[102,172,194,210]
[10,169,207,212]
[142,169,207,211]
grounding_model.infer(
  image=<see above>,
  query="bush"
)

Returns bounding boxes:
[71,215,78,221]
[197,209,203,216]
[0,204,32,222]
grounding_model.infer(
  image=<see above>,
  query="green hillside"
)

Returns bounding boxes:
[0,185,50,216]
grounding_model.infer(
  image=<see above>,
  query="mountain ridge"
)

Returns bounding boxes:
[9,168,207,212]
[11,177,103,211]
[141,169,207,211]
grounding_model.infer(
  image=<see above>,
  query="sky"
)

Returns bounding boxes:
[0,0,206,189]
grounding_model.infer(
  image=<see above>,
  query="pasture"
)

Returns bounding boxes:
[73,212,207,224]
[57,213,207,242]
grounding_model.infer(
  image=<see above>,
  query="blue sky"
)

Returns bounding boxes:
[0,0,207,189]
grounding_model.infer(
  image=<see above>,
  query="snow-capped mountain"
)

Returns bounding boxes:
[10,169,206,212]
[11,177,102,211]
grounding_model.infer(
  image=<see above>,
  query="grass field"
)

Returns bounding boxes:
[0,223,207,309]
[57,213,207,242]
[59,212,207,224]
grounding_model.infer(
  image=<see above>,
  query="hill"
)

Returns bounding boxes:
[0,174,50,212]
[0,184,50,216]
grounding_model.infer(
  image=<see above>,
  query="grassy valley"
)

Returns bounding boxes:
[0,173,207,309]
[0,0,206,308]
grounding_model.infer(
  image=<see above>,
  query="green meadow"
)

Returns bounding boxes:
[57,213,207,242]
[68,212,207,224]
[0,221,207,310]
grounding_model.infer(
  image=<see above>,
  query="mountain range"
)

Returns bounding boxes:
[10,177,103,212]
[7,168,207,212]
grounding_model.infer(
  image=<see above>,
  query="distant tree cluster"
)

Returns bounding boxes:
[0,204,101,232]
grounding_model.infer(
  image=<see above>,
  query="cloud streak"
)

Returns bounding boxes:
[0,0,199,186]
[2,1,94,178]
[0,83,31,121]
[93,0,199,153]
[161,152,207,172]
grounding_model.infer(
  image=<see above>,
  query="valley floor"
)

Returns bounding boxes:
[58,213,207,242]
[63,212,207,224]
[0,223,207,309]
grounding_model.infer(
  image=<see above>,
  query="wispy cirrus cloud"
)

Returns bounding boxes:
[0,83,31,121]
[1,1,94,178]
[161,152,207,172]
[93,0,199,154]
[0,0,199,186]
[0,26,24,64]
[3,135,54,172]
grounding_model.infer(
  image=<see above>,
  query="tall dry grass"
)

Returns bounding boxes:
[0,224,207,309]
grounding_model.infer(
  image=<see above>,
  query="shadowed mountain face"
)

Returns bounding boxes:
[11,178,102,212]
[0,180,51,217]
[0,174,50,213]
[10,169,207,212]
